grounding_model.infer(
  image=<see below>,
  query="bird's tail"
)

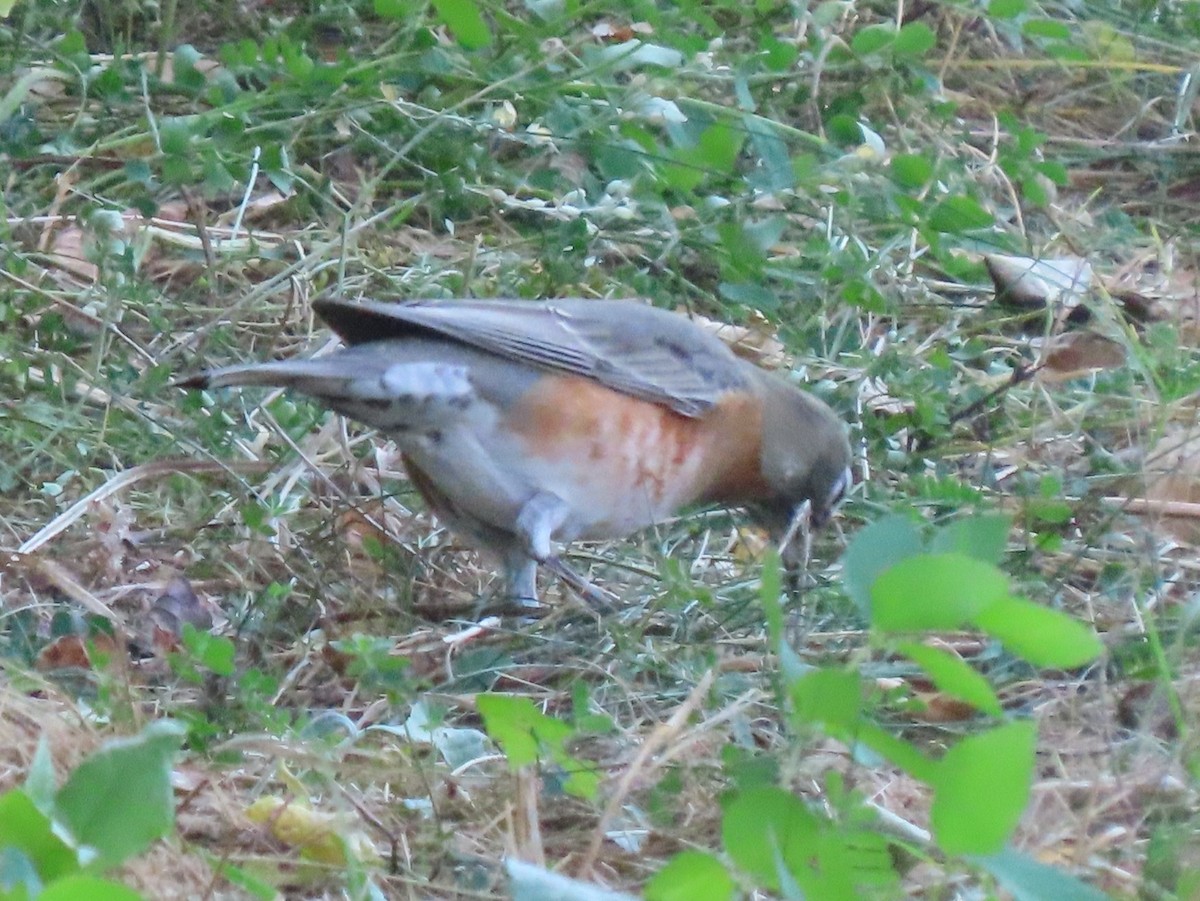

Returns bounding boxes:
[174,357,365,393]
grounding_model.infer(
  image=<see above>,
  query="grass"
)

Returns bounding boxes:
[2,0,1200,897]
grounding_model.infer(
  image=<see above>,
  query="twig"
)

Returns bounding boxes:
[14,457,269,556]
[575,668,717,879]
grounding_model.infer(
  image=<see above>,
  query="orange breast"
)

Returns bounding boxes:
[505,375,770,537]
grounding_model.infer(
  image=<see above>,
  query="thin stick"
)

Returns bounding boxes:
[575,668,717,879]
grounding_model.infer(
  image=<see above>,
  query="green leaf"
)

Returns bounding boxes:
[977,846,1113,901]
[790,668,862,734]
[666,123,745,193]
[987,0,1027,18]
[851,24,895,56]
[931,721,1036,855]
[373,0,410,18]
[53,721,185,870]
[890,153,933,189]
[928,196,994,233]
[1022,19,1072,40]
[719,282,779,310]
[476,694,598,799]
[760,550,783,650]
[894,22,936,57]
[0,790,77,881]
[24,738,58,813]
[897,642,1002,716]
[871,554,1010,631]
[478,694,567,768]
[37,875,143,901]
[722,787,820,890]
[973,597,1103,668]
[646,851,736,901]
[430,0,492,49]
[841,514,922,615]
[0,0,18,16]
[929,514,1011,564]
[181,626,235,677]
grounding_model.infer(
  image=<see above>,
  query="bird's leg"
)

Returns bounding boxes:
[514,492,616,612]
[514,491,571,563]
[501,549,543,611]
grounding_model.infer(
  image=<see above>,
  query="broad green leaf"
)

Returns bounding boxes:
[790,669,862,734]
[988,0,1027,18]
[477,694,567,768]
[871,554,1010,631]
[929,514,1011,564]
[890,153,933,188]
[182,627,235,677]
[0,790,77,881]
[722,787,820,890]
[1023,19,1072,40]
[894,22,936,57]
[931,721,1036,854]
[719,282,779,310]
[665,123,745,193]
[476,694,597,799]
[431,0,492,49]
[373,0,410,18]
[53,721,185,870]
[37,875,143,901]
[977,846,1112,901]
[0,0,17,16]
[928,196,994,233]
[973,597,1103,668]
[841,514,922,615]
[645,851,735,901]
[851,25,894,56]
[897,641,1002,715]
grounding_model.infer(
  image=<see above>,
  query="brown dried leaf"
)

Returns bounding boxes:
[861,376,915,416]
[1036,331,1126,382]
[686,309,789,368]
[1139,425,1200,543]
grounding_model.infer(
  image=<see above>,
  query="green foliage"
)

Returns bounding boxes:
[476,694,600,800]
[0,721,183,901]
[651,514,1107,898]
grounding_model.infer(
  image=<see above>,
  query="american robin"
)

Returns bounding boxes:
[183,299,853,605]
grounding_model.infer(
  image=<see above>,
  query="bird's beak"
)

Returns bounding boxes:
[774,465,853,578]
[776,500,813,576]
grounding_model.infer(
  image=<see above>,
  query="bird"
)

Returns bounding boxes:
[181,298,853,607]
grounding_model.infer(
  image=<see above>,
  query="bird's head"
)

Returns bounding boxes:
[753,375,853,567]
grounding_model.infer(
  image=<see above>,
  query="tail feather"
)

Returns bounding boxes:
[175,358,366,393]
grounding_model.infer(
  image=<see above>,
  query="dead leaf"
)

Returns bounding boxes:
[1138,425,1200,543]
[247,796,380,865]
[686,309,789,368]
[150,575,214,648]
[985,253,1093,312]
[1035,331,1126,381]
[861,376,915,416]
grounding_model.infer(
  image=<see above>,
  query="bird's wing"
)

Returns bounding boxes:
[312,297,752,417]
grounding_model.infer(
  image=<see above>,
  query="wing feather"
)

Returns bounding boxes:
[312,298,751,417]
